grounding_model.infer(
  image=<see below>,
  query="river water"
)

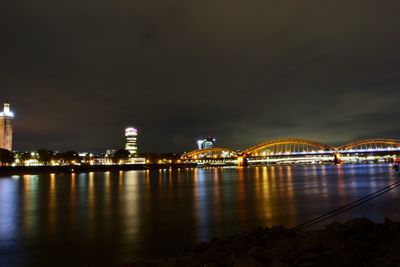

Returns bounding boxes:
[0,164,399,267]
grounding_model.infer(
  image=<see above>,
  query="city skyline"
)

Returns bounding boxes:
[1,99,400,154]
[1,2,400,266]
[1,1,400,153]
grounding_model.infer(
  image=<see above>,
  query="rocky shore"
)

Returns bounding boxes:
[117,218,400,267]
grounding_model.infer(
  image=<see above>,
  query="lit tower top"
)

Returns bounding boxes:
[0,103,14,118]
[0,102,15,151]
[125,127,138,157]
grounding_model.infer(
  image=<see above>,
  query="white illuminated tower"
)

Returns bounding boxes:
[0,102,14,151]
[125,127,138,157]
[197,137,216,150]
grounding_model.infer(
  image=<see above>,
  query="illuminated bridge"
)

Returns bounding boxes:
[181,138,400,165]
[242,138,334,156]
[181,148,238,165]
[338,139,400,153]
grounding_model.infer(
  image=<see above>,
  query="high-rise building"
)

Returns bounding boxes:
[125,127,138,157]
[197,137,216,150]
[0,103,14,151]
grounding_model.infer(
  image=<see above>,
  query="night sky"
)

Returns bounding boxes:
[1,1,400,153]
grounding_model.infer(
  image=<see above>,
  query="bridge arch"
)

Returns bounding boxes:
[243,138,334,156]
[181,148,238,159]
[338,139,400,151]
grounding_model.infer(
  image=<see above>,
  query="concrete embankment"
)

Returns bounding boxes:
[118,218,400,267]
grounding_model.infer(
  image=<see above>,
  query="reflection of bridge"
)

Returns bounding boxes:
[181,138,400,165]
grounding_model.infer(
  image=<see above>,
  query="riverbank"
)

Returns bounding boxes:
[118,218,400,267]
[0,163,198,176]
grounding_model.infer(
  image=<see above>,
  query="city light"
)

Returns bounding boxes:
[1,104,400,168]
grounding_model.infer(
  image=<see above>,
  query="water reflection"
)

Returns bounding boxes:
[0,178,18,240]
[68,173,77,235]
[123,171,140,240]
[0,164,399,267]
[48,174,57,239]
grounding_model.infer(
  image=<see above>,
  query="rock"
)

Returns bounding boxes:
[325,222,343,233]
[268,260,291,267]
[192,241,208,253]
[343,218,374,240]
[384,217,400,234]
[232,255,261,267]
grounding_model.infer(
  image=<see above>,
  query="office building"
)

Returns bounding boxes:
[197,137,216,150]
[125,127,138,157]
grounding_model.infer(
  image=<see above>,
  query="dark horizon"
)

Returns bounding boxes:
[2,1,400,153]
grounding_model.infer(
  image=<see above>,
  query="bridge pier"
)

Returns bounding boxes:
[237,156,248,167]
[334,153,342,164]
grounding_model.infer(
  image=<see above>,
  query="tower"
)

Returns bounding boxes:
[0,102,14,151]
[125,127,138,157]
[197,137,216,150]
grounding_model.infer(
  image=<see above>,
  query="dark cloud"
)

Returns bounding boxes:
[1,0,400,152]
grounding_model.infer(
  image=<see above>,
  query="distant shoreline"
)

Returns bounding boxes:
[0,163,198,176]
[0,162,396,177]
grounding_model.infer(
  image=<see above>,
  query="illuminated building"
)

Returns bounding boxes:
[125,127,138,157]
[0,102,14,151]
[197,137,216,150]
[106,149,116,155]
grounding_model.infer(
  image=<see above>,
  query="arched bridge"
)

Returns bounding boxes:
[338,139,400,153]
[181,138,400,165]
[242,138,334,156]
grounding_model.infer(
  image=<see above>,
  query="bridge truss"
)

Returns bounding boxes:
[339,139,400,153]
[242,138,334,156]
[181,148,238,160]
[180,138,400,165]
